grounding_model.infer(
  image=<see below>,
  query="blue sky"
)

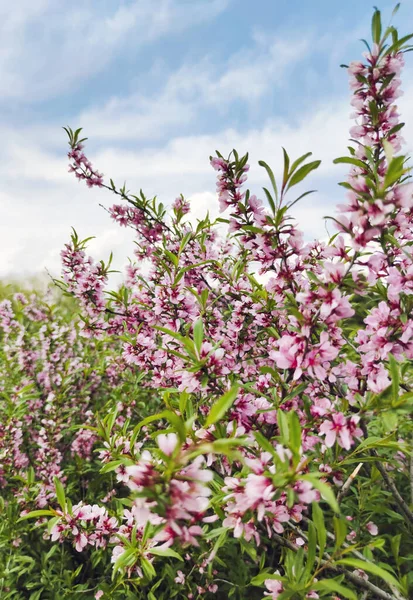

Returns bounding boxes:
[1,0,412,281]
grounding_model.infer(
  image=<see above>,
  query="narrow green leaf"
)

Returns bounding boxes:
[336,559,400,588]
[384,155,406,189]
[141,557,157,581]
[333,156,369,170]
[311,502,326,560]
[388,353,400,405]
[205,385,239,427]
[384,33,413,56]
[313,579,357,600]
[333,516,347,553]
[112,548,136,579]
[193,318,204,354]
[287,161,321,189]
[303,521,317,581]
[148,547,183,561]
[258,160,279,204]
[254,430,277,455]
[54,477,66,511]
[282,148,290,189]
[250,572,284,586]
[372,9,382,45]
[18,510,55,521]
[288,411,301,455]
[289,152,313,177]
[263,187,276,214]
[277,409,290,445]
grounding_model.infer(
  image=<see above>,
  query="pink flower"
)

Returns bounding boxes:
[174,570,186,584]
[74,532,88,552]
[319,413,352,450]
[270,335,304,380]
[264,577,283,598]
[156,433,178,456]
[294,481,318,504]
[366,521,378,536]
[244,474,275,520]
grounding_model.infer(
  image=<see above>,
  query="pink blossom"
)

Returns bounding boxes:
[264,577,283,598]
[366,521,378,536]
[156,433,179,456]
[319,413,352,450]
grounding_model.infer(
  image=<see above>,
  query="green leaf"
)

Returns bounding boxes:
[164,250,179,267]
[258,160,279,205]
[336,559,400,588]
[112,548,136,579]
[303,521,317,581]
[289,152,313,177]
[390,533,402,563]
[211,437,248,452]
[287,161,321,189]
[179,391,189,416]
[100,459,134,474]
[205,385,239,426]
[333,516,347,553]
[18,510,55,522]
[148,547,183,561]
[312,502,326,560]
[263,187,276,214]
[388,353,400,405]
[208,529,228,574]
[384,33,413,56]
[54,477,66,511]
[372,8,382,44]
[132,410,186,444]
[277,409,290,445]
[313,579,357,600]
[384,155,406,189]
[254,430,277,456]
[250,572,284,586]
[288,411,301,455]
[333,156,369,170]
[193,318,204,354]
[282,148,290,189]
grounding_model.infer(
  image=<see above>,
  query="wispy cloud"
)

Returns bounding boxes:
[0,0,231,102]
[75,33,309,142]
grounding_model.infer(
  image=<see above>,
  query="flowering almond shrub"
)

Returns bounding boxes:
[1,6,413,600]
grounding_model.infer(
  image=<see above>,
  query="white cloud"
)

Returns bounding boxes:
[74,32,309,143]
[0,0,231,102]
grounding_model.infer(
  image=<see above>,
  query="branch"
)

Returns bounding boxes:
[360,421,413,527]
[374,458,413,527]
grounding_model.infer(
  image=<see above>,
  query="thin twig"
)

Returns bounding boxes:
[374,459,413,526]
